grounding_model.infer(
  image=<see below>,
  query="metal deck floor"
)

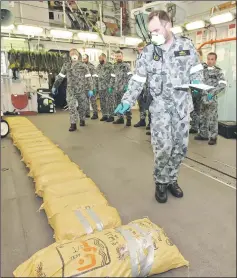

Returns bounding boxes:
[1,111,236,277]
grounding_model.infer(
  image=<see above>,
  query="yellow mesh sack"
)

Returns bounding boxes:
[11,133,44,144]
[27,153,71,170]
[22,148,65,165]
[41,191,108,219]
[28,161,79,178]
[18,141,56,153]
[35,169,86,197]
[22,146,61,170]
[10,126,39,133]
[6,117,31,126]
[51,205,121,241]
[43,178,100,202]
[14,137,53,149]
[13,218,189,277]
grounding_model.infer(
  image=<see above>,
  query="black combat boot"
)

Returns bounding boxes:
[189,128,198,134]
[208,138,217,145]
[113,118,124,124]
[100,115,108,121]
[126,119,132,127]
[146,131,151,135]
[91,113,98,120]
[69,124,77,132]
[134,119,146,127]
[80,120,85,126]
[86,114,90,118]
[155,183,168,203]
[194,134,209,141]
[106,116,114,122]
[146,123,150,130]
[168,182,183,198]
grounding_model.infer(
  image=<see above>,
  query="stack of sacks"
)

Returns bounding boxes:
[13,218,189,277]
[6,116,122,241]
[8,117,189,277]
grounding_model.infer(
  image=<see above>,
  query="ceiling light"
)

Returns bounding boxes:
[50,29,73,39]
[125,37,142,45]
[17,25,43,36]
[210,12,234,25]
[3,37,26,41]
[185,20,205,31]
[171,26,183,34]
[1,24,14,32]
[77,32,98,40]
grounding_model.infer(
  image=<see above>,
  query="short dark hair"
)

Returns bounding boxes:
[69,49,81,58]
[100,53,106,58]
[83,54,89,59]
[148,10,171,23]
[115,50,123,55]
[208,52,217,60]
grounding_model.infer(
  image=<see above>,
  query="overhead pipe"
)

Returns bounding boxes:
[197,37,236,49]
[120,2,123,37]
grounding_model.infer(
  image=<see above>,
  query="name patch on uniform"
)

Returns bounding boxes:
[174,50,190,57]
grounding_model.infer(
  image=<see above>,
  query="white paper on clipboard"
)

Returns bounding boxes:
[174,84,214,90]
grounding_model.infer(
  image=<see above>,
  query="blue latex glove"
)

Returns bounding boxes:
[124,84,128,92]
[192,79,201,84]
[51,87,57,95]
[114,102,130,114]
[88,90,94,98]
[193,89,199,96]
[207,93,213,101]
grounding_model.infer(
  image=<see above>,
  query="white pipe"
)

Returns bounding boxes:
[62,1,66,28]
[120,7,123,37]
[19,1,23,23]
[99,4,103,31]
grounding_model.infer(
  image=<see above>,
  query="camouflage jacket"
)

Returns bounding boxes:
[110,62,133,93]
[122,35,204,119]
[53,61,93,93]
[95,62,114,91]
[85,62,97,90]
[203,63,227,96]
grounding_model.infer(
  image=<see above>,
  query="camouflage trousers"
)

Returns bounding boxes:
[150,99,189,185]
[137,93,151,122]
[190,94,201,131]
[66,89,88,124]
[199,101,218,139]
[98,89,115,117]
[85,94,98,115]
[114,90,132,120]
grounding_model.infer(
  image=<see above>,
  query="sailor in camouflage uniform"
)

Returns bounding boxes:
[190,49,204,134]
[95,53,115,122]
[52,49,93,131]
[195,52,227,145]
[134,42,151,131]
[115,11,205,203]
[111,50,133,126]
[82,54,99,120]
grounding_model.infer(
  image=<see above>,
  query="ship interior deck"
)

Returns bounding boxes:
[1,111,236,277]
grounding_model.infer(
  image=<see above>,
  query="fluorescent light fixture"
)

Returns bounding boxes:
[3,37,26,41]
[210,12,234,25]
[171,26,183,34]
[17,25,43,36]
[185,20,205,31]
[50,29,73,39]
[77,32,98,40]
[1,24,14,32]
[125,37,142,45]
